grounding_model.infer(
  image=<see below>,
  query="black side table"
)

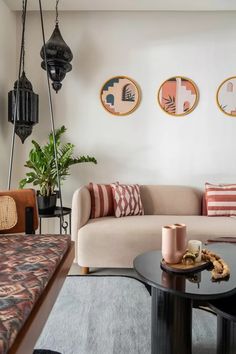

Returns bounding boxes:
[39,207,71,235]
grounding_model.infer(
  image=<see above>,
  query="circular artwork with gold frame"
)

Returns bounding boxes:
[157,76,199,117]
[216,77,236,117]
[100,76,141,116]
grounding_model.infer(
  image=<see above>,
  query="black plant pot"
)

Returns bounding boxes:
[37,194,57,215]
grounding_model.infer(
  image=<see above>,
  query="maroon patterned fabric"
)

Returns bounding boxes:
[0,235,70,354]
[111,183,144,217]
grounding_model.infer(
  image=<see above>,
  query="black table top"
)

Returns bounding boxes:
[134,243,236,300]
[39,206,71,218]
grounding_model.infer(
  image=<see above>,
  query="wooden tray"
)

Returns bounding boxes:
[160,259,211,274]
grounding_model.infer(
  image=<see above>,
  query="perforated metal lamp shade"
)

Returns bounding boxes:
[40,24,73,93]
[8,71,39,143]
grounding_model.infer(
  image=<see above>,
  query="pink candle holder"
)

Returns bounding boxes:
[162,224,187,264]
[162,225,182,263]
[174,223,187,257]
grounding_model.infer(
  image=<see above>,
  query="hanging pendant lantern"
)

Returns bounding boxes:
[8,72,39,143]
[8,0,39,145]
[40,0,73,93]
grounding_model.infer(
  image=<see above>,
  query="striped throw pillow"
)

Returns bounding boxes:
[205,183,236,216]
[88,183,114,219]
[111,183,144,218]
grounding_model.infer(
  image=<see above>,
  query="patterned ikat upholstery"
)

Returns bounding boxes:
[0,235,70,354]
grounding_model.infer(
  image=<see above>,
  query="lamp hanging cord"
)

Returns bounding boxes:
[55,0,59,25]
[39,0,68,234]
[7,0,28,190]
[22,0,26,72]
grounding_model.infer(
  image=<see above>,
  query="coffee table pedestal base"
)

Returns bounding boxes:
[151,288,192,354]
[217,316,236,354]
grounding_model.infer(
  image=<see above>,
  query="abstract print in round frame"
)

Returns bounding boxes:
[157,76,199,117]
[216,77,236,117]
[100,76,140,116]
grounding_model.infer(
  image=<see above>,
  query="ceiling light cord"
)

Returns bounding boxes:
[39,0,68,233]
[7,0,28,190]
[21,0,26,72]
[55,0,59,25]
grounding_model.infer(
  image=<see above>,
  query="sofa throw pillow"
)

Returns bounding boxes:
[202,195,207,216]
[88,183,114,219]
[111,183,144,218]
[205,182,236,216]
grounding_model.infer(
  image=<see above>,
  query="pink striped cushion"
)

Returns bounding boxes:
[111,183,144,218]
[88,183,114,219]
[205,183,236,216]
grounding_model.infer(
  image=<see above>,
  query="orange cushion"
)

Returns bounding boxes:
[0,196,17,230]
[0,189,38,233]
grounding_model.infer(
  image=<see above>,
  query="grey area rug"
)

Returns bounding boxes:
[35,276,216,354]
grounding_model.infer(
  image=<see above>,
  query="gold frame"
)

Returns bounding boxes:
[100,76,141,116]
[157,76,199,117]
[216,76,236,117]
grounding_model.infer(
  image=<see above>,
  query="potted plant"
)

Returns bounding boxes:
[19,125,97,214]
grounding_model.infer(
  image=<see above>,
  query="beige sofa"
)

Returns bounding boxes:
[72,185,236,273]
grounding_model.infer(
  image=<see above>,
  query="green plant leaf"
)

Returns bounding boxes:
[19,126,97,194]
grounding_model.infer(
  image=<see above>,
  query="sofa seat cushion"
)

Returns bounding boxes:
[77,215,236,268]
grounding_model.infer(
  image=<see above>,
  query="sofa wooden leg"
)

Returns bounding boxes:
[81,267,89,275]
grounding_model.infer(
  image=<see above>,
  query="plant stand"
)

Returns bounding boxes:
[39,207,71,235]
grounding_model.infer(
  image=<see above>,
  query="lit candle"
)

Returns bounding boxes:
[188,240,202,262]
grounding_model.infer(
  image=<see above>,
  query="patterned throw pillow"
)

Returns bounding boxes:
[111,183,144,218]
[88,183,114,219]
[205,182,236,216]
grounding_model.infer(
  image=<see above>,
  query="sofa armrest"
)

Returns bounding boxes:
[71,186,91,262]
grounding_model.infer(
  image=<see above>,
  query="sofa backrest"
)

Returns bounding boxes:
[140,185,202,215]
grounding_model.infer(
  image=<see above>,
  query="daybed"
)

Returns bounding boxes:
[71,185,236,273]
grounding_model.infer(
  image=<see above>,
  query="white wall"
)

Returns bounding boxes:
[0,0,16,189]
[15,11,236,210]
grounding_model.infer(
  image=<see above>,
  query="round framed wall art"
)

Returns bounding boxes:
[216,77,236,117]
[100,76,141,116]
[157,76,199,117]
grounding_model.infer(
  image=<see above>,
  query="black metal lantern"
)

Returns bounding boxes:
[8,72,39,143]
[40,0,73,93]
[8,0,39,145]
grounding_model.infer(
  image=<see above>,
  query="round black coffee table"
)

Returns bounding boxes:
[134,243,236,354]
